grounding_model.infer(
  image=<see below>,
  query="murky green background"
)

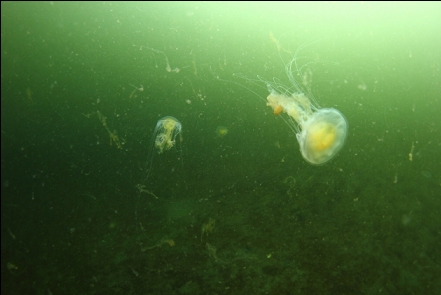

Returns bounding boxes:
[1,2,440,294]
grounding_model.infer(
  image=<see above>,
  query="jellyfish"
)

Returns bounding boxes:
[216,126,228,137]
[141,116,182,185]
[135,116,183,218]
[153,116,183,154]
[236,45,348,165]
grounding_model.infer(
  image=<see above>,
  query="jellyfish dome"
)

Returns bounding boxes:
[216,126,229,137]
[296,108,347,165]
[154,116,182,154]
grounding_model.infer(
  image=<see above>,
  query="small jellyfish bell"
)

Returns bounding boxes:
[260,44,348,165]
[143,116,183,181]
[216,126,229,137]
[153,116,182,154]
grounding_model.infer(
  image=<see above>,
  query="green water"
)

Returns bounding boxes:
[1,2,440,294]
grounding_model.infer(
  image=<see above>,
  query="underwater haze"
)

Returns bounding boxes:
[1,2,440,294]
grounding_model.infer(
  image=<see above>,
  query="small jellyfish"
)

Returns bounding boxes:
[143,116,183,180]
[216,126,228,137]
[135,116,183,220]
[236,43,348,165]
[153,116,182,154]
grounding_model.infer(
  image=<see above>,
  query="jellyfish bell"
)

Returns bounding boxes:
[154,116,182,154]
[216,126,229,137]
[297,108,347,165]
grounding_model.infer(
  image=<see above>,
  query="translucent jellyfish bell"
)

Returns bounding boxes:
[153,116,182,154]
[264,49,348,165]
[216,126,229,137]
[297,108,347,165]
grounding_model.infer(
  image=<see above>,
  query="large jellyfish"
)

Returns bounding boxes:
[266,91,347,165]
[248,46,347,165]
